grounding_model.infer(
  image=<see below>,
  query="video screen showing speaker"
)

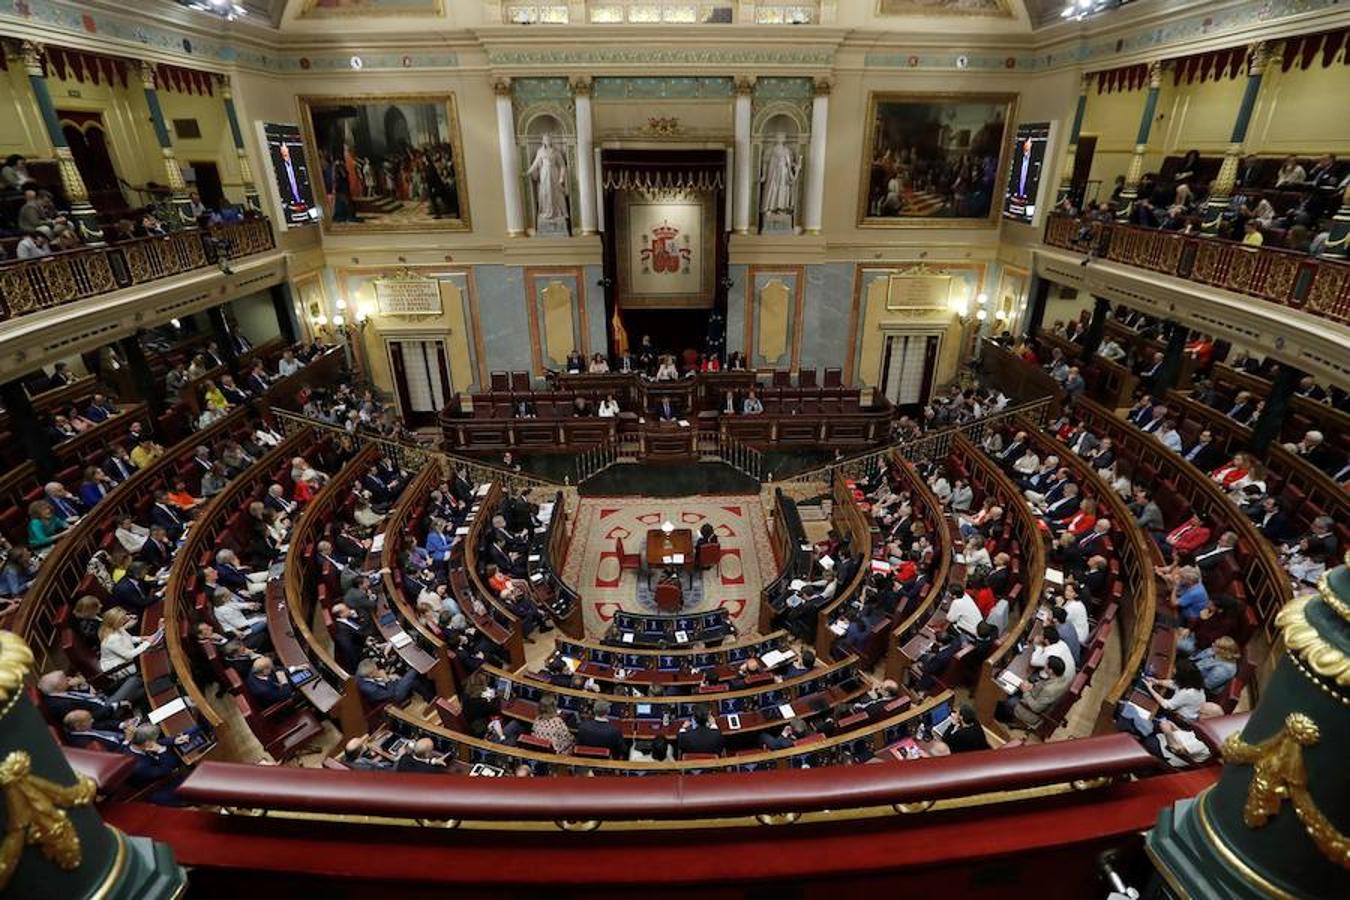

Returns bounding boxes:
[1002,122,1052,225]
[260,122,320,228]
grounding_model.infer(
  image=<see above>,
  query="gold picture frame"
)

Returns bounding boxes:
[298,92,471,234]
[299,0,444,18]
[857,92,1017,229]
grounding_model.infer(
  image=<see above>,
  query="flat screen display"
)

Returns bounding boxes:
[260,122,320,228]
[1002,122,1052,224]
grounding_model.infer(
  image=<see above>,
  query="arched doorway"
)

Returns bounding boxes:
[58,111,126,214]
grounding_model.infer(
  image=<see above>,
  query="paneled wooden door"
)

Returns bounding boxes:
[387,338,452,429]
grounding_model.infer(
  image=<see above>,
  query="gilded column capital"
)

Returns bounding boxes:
[218,73,233,100]
[735,76,756,96]
[1079,71,1094,93]
[492,77,513,97]
[19,41,45,78]
[570,76,592,97]
[138,60,158,91]
[812,77,832,97]
[1147,60,1166,89]
[1247,41,1271,77]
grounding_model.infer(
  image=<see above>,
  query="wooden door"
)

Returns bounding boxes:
[387,339,453,429]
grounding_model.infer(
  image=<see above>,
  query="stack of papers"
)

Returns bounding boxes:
[996,670,1023,694]
[1044,568,1065,585]
[371,533,386,553]
[674,630,689,643]
[760,648,795,669]
[777,703,796,720]
[390,631,412,648]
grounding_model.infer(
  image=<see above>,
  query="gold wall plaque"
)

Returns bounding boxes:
[887,273,952,311]
[374,278,443,316]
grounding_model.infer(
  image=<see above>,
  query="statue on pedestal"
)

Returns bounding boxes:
[759,132,800,234]
[526,133,569,236]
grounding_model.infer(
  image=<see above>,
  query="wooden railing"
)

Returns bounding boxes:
[962,433,1047,730]
[462,481,526,667]
[813,471,875,658]
[1072,397,1293,643]
[380,463,457,697]
[0,218,276,322]
[1014,415,1158,734]
[783,395,1056,486]
[159,425,316,739]
[1043,213,1350,326]
[881,451,955,681]
[10,406,251,665]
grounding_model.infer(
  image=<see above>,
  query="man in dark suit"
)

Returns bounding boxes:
[575,699,627,759]
[1075,521,1112,558]
[1250,497,1292,543]
[218,375,249,406]
[914,627,962,694]
[354,658,435,707]
[997,432,1027,469]
[986,553,1012,596]
[112,563,158,612]
[331,603,368,671]
[62,709,127,751]
[943,703,991,754]
[1137,351,1164,390]
[1225,392,1256,424]
[138,524,175,571]
[245,657,294,707]
[38,671,127,726]
[1084,556,1112,601]
[1181,430,1224,471]
[103,445,137,483]
[1127,396,1156,427]
[1042,484,1082,521]
[395,738,448,774]
[676,706,726,758]
[1192,531,1239,573]
[150,490,186,541]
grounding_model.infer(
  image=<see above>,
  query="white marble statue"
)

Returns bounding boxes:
[759,132,801,217]
[526,132,568,225]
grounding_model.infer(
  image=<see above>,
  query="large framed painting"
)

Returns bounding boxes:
[299,93,470,233]
[858,93,1016,228]
[614,192,716,309]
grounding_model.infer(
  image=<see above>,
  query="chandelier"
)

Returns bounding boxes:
[180,0,247,21]
[1060,0,1134,23]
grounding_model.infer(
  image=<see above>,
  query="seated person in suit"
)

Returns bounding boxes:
[759,718,809,751]
[913,627,962,694]
[62,709,128,751]
[38,670,130,727]
[694,523,719,561]
[245,656,295,707]
[355,657,435,707]
[942,703,991,754]
[575,699,627,759]
[676,706,726,758]
[395,737,449,774]
[997,655,1072,730]
[124,723,193,804]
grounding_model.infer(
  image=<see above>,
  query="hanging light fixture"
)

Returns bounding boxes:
[1060,0,1134,23]
[181,0,247,22]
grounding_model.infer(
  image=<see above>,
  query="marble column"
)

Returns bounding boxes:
[1202,43,1272,233]
[1153,320,1189,393]
[1080,295,1111,359]
[1248,362,1303,454]
[1116,61,1165,221]
[1056,73,1092,204]
[493,78,525,236]
[733,76,754,234]
[571,77,597,235]
[137,61,192,224]
[802,77,830,235]
[219,75,260,210]
[17,42,100,241]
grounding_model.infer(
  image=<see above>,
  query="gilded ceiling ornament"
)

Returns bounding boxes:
[1222,713,1349,869]
[0,751,98,890]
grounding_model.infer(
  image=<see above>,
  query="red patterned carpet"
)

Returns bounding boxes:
[562,495,776,637]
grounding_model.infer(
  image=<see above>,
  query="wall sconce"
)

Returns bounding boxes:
[316,314,329,327]
[975,309,988,322]
[332,313,345,327]
[949,295,970,319]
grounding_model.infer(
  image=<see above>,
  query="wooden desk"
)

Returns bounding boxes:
[646,528,694,570]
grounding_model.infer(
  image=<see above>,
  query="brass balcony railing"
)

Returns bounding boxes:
[1043,213,1350,326]
[0,218,277,322]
